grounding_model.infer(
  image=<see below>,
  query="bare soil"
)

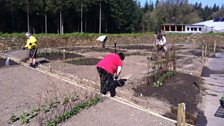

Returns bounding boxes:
[65,58,101,65]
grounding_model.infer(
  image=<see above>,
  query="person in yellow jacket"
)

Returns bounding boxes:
[23,32,38,68]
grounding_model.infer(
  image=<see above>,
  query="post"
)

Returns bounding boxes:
[63,49,65,60]
[205,43,207,60]
[177,103,186,126]
[214,41,217,53]
[99,2,102,34]
[114,43,117,53]
[201,43,204,60]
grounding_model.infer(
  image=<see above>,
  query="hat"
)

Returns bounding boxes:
[25,32,31,37]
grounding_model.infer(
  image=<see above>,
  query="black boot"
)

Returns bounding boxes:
[110,83,116,97]
[100,83,107,95]
[33,63,38,68]
[101,80,111,95]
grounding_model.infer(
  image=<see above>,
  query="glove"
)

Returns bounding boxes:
[114,75,119,80]
[22,47,26,50]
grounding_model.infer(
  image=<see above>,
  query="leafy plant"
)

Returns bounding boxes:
[153,71,175,88]
[20,112,30,124]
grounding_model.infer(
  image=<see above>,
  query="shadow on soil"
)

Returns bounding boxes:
[201,66,224,77]
[0,57,19,68]
[65,58,101,65]
[195,111,208,126]
[38,53,84,60]
[133,72,202,124]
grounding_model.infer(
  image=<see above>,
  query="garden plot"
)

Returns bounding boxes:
[0,65,100,126]
[0,44,203,125]
[36,44,204,125]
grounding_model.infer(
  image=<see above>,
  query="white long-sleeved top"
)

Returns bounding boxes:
[96,35,107,42]
[155,36,166,46]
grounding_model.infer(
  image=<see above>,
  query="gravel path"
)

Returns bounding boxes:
[62,98,176,126]
[197,53,224,126]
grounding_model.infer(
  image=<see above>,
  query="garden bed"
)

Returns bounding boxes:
[65,57,101,65]
[133,72,201,124]
[1,43,205,125]
[37,52,84,61]
[118,44,154,50]
[62,46,126,53]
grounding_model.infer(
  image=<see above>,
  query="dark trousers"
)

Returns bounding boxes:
[97,67,116,97]
[29,48,38,58]
[157,45,165,53]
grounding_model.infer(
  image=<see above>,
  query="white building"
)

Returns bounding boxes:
[161,18,224,33]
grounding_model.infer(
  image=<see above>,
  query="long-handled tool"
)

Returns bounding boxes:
[5,50,22,66]
[114,43,117,53]
[5,49,21,66]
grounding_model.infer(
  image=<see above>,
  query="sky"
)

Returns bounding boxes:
[139,0,224,7]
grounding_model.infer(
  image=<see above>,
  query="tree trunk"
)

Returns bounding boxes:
[81,0,83,33]
[99,2,102,34]
[27,3,30,32]
[45,13,48,33]
[11,8,14,32]
[59,10,63,34]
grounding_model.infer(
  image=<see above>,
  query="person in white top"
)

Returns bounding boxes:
[96,35,107,48]
[155,32,167,53]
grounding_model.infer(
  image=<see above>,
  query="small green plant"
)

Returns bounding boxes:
[40,104,50,113]
[8,113,19,124]
[153,71,175,88]
[63,96,69,105]
[46,97,100,126]
[49,100,60,109]
[30,107,39,119]
[20,112,30,124]
[71,95,78,102]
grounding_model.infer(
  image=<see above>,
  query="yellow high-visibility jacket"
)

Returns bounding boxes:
[25,36,37,49]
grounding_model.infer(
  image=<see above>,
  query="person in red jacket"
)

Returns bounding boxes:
[96,53,125,97]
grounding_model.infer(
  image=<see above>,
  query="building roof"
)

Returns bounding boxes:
[193,19,224,31]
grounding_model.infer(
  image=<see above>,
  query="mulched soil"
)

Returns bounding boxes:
[65,58,101,65]
[62,47,126,53]
[38,53,84,61]
[133,72,202,124]
[0,57,19,68]
[117,45,154,50]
